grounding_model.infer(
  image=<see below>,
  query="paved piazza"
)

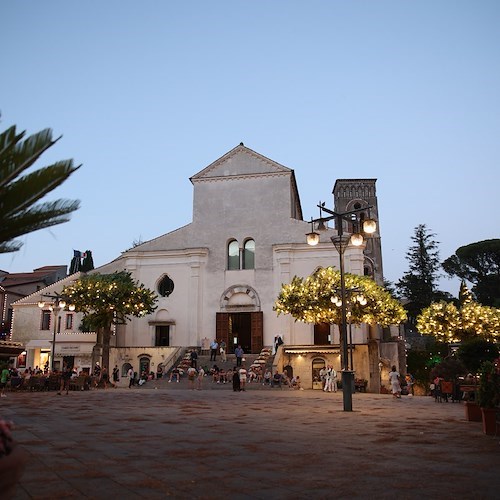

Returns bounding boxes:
[2,383,499,499]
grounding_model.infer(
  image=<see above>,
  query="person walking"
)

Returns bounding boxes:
[388,365,402,399]
[112,365,120,387]
[210,339,219,361]
[58,364,72,395]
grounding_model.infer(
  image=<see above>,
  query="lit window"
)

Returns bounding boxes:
[65,314,74,330]
[243,239,255,269]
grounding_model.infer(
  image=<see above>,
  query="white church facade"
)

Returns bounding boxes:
[12,144,402,391]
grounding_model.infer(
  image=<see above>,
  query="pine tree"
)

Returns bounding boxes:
[396,224,442,323]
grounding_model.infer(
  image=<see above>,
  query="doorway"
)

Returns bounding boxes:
[216,312,263,354]
[314,323,330,345]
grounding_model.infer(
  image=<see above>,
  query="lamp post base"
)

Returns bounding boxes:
[341,370,354,411]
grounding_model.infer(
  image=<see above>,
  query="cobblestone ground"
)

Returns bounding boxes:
[1,383,499,499]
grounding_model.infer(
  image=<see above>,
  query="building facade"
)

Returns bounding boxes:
[12,145,402,389]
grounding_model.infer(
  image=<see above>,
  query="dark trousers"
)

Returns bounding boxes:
[236,357,242,367]
[210,349,217,361]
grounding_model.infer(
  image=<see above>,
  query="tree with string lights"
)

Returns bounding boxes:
[62,271,158,371]
[274,267,407,329]
[416,282,500,343]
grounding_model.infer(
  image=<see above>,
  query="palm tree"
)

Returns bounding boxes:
[0,125,81,253]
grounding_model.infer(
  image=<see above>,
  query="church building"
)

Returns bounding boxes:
[12,144,402,391]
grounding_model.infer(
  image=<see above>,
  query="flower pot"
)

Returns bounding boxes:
[464,401,482,422]
[481,407,497,436]
[0,442,29,498]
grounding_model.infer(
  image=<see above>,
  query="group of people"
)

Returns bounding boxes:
[320,365,338,392]
[192,342,245,367]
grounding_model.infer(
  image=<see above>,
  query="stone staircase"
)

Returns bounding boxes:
[140,347,275,390]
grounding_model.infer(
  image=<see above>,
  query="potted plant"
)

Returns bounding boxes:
[477,361,500,435]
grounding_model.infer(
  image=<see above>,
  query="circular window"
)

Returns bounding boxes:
[158,275,174,297]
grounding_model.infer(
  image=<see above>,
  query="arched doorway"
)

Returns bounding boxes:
[312,358,326,389]
[218,285,262,354]
[139,356,150,376]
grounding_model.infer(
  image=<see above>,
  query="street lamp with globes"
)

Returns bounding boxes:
[306,203,377,411]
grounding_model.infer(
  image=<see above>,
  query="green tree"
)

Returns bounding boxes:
[0,125,80,253]
[442,239,500,307]
[62,271,158,371]
[396,224,451,324]
[457,339,499,374]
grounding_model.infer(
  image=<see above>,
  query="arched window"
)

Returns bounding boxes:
[228,240,240,270]
[242,239,255,269]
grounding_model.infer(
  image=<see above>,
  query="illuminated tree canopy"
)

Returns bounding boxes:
[62,271,158,369]
[416,282,500,343]
[274,267,407,326]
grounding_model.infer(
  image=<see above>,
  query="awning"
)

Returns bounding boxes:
[0,340,25,356]
[55,343,94,355]
[26,340,51,349]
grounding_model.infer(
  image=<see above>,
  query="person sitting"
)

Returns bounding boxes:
[263,369,272,385]
[271,371,283,389]
[247,368,257,383]
[291,375,302,390]
[168,367,180,383]
[218,368,227,384]
[211,365,220,383]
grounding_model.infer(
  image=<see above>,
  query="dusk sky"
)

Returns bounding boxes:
[1,1,499,295]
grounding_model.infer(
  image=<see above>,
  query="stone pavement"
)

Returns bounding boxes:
[1,382,499,500]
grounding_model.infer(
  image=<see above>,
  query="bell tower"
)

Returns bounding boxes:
[333,179,383,285]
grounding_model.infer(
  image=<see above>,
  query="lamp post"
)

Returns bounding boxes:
[306,203,376,411]
[38,294,75,372]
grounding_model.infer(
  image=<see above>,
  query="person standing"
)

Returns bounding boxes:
[232,367,241,392]
[196,366,205,390]
[235,345,244,367]
[58,364,72,395]
[101,367,109,389]
[210,339,219,362]
[0,363,11,398]
[190,350,198,369]
[388,365,402,399]
[220,340,227,363]
[127,366,135,388]
[239,365,248,391]
[187,366,197,390]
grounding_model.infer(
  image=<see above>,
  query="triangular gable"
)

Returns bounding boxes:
[190,143,293,182]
